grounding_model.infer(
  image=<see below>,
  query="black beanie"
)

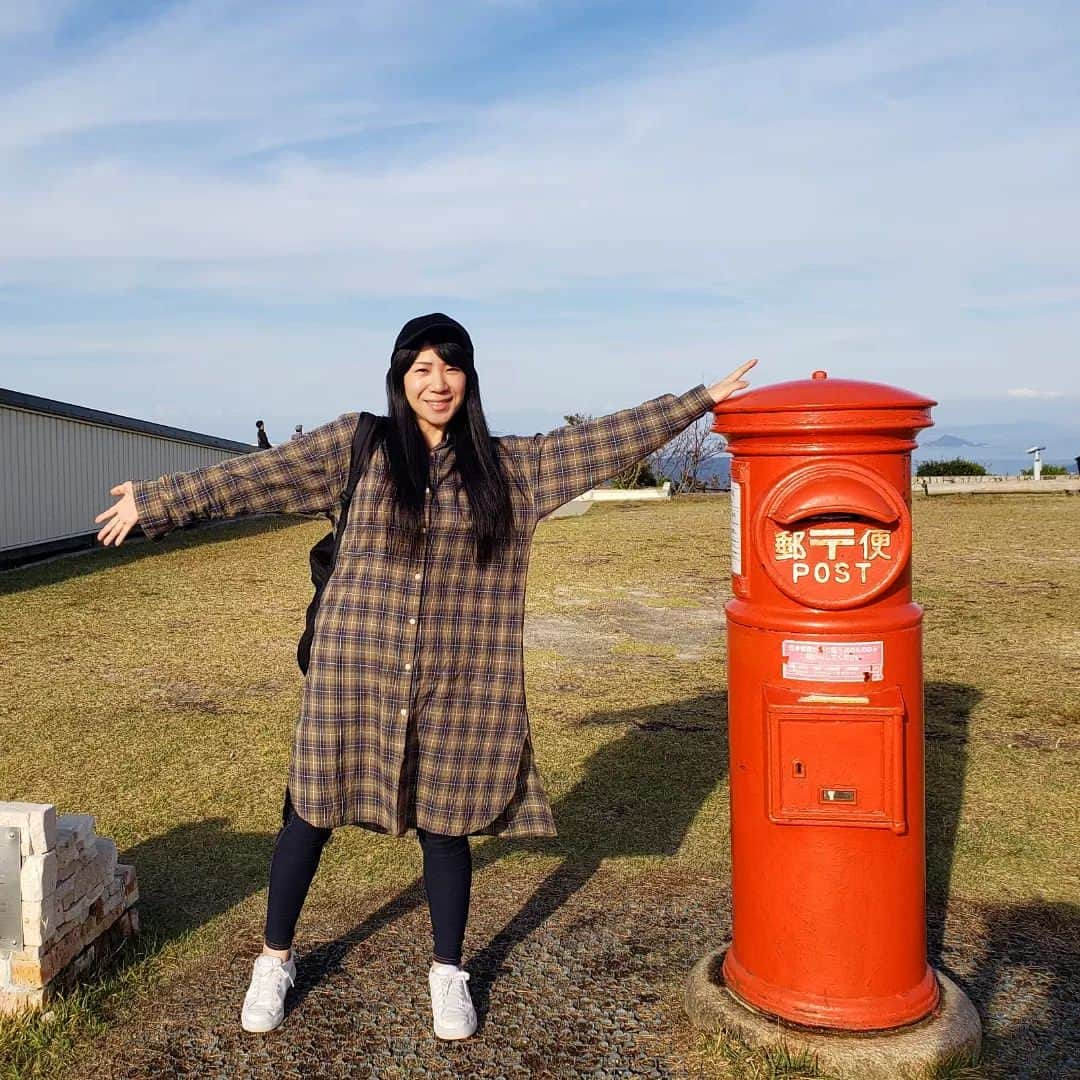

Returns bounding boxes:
[393,313,473,360]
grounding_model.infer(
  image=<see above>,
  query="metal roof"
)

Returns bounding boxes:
[0,386,255,453]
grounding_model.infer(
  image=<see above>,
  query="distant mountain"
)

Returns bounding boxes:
[915,420,1078,474]
[923,434,983,448]
[918,420,1078,454]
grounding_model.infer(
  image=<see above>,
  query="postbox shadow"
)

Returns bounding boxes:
[286,691,729,1024]
[923,680,979,964]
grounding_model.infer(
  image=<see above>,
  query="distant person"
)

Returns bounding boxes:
[93,313,756,1042]
[292,424,303,440]
[255,420,271,449]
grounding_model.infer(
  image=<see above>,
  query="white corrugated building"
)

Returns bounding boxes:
[1,387,256,569]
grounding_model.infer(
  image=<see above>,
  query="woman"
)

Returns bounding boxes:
[95,313,756,1041]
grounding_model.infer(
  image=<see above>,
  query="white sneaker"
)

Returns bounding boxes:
[428,963,477,1040]
[241,952,297,1033]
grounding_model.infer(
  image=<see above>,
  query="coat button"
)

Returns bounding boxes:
[408,617,416,625]
[399,708,408,717]
[414,571,422,580]
[405,662,412,671]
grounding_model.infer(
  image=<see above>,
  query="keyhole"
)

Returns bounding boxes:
[792,760,806,778]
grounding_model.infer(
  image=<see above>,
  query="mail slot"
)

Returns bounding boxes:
[759,461,912,610]
[821,788,856,803]
[711,370,940,1031]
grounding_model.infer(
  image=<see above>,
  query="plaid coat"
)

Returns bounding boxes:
[132,384,715,837]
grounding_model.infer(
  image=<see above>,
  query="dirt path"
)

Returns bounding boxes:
[75,866,1077,1079]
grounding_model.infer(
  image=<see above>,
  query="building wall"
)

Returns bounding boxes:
[1,404,252,554]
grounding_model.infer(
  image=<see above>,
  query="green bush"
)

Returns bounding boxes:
[916,458,988,477]
[1020,464,1068,477]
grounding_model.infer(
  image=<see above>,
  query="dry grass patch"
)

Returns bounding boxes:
[0,494,1076,1078]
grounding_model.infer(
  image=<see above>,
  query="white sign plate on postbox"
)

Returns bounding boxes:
[730,480,742,577]
[782,640,884,682]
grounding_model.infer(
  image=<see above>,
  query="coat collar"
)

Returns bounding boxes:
[429,428,454,456]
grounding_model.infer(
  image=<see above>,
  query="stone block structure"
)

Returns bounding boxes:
[0,802,139,1014]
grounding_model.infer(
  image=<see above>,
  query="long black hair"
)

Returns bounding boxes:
[383,342,515,565]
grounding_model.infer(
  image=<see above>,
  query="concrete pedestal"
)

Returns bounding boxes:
[685,950,981,1079]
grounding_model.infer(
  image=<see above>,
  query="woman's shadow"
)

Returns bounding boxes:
[286,690,730,1025]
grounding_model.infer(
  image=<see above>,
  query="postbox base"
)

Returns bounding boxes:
[685,951,982,1080]
[722,944,940,1030]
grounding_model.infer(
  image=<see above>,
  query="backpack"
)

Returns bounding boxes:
[296,412,383,675]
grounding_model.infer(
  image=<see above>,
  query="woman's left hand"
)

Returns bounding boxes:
[706,359,758,404]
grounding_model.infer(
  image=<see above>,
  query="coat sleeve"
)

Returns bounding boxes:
[526,385,715,519]
[130,412,359,541]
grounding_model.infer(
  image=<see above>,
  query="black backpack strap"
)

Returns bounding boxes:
[332,412,382,551]
[344,413,380,503]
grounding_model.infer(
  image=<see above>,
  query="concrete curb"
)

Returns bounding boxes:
[685,950,982,1078]
[915,477,1079,496]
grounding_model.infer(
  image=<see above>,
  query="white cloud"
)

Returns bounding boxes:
[0,0,1077,415]
[1008,388,1064,399]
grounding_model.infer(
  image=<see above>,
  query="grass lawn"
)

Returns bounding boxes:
[0,494,1076,1078]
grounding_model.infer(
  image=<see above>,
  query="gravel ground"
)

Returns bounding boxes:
[76,866,1077,1080]
[79,866,731,1080]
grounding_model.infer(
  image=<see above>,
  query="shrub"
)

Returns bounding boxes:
[916,458,988,477]
[1020,464,1068,477]
[610,462,659,489]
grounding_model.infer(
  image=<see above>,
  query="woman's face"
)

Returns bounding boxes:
[404,347,467,433]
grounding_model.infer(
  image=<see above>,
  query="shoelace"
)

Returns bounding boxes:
[250,960,295,1004]
[433,970,472,1018]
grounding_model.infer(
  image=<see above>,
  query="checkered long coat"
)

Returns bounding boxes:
[132,384,715,837]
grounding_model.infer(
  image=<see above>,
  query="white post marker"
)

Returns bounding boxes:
[1026,445,1046,481]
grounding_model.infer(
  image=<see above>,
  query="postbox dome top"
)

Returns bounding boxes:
[714,370,936,415]
[711,370,935,449]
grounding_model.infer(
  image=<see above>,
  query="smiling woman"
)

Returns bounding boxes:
[382,313,516,569]
[91,310,755,1044]
[403,349,465,434]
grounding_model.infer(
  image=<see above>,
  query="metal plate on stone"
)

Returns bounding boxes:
[0,827,22,949]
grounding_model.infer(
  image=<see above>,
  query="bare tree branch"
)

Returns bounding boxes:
[653,414,729,493]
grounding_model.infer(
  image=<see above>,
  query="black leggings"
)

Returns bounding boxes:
[264,795,472,966]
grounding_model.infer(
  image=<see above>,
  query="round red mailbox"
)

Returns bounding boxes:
[712,370,937,1031]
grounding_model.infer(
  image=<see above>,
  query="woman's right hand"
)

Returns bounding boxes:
[706,359,758,404]
[95,482,139,547]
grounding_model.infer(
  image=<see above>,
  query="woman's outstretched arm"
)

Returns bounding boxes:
[526,360,756,519]
[94,411,359,547]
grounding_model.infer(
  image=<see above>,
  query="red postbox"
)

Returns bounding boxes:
[711,370,937,1031]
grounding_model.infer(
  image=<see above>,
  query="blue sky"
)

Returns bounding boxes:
[1,0,1077,443]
